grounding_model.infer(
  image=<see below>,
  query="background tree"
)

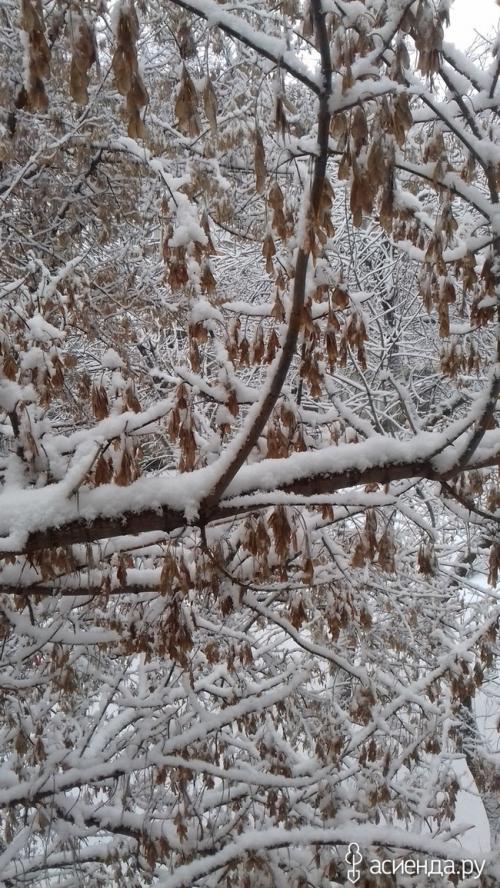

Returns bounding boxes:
[1,0,500,885]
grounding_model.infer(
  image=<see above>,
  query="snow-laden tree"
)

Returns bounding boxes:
[1,0,500,885]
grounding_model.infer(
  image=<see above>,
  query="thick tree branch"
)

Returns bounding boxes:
[3,442,500,556]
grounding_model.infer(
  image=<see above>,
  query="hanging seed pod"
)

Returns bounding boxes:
[112,1,149,137]
[20,0,51,110]
[69,12,96,105]
[203,75,217,133]
[254,129,266,194]
[174,65,200,136]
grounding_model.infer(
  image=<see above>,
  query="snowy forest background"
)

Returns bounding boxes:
[1,0,500,884]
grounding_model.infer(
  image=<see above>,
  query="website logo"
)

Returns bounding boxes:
[345,842,363,884]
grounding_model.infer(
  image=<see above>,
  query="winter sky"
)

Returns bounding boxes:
[447,0,499,48]
[431,3,500,852]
